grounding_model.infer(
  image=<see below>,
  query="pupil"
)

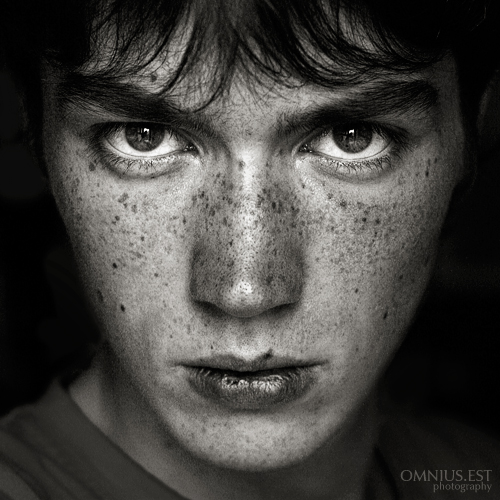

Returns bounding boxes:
[125,125,165,152]
[333,126,372,154]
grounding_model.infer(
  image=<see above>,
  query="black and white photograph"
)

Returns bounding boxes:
[1,1,500,498]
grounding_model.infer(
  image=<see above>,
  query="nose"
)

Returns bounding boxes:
[190,158,304,318]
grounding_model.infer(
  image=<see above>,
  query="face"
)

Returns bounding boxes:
[41,34,465,471]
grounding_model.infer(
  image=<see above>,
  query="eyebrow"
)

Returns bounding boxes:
[57,73,219,136]
[57,72,439,136]
[276,80,438,137]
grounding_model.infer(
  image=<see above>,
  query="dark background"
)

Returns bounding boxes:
[1,64,500,437]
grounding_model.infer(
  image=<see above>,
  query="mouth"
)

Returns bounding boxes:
[185,356,319,410]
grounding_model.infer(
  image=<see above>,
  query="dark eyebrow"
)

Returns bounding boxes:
[276,80,439,137]
[56,73,219,136]
[57,72,438,136]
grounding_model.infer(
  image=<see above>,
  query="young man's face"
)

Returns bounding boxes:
[41,24,465,471]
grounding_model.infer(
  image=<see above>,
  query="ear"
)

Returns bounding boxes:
[477,71,500,156]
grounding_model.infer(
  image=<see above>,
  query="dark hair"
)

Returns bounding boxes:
[2,0,500,123]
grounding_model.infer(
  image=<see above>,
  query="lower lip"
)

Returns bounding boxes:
[186,366,315,410]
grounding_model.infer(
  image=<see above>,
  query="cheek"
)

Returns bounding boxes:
[46,137,196,342]
[299,148,459,367]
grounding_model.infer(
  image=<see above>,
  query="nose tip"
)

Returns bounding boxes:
[214,276,301,318]
[190,244,303,319]
[223,280,266,318]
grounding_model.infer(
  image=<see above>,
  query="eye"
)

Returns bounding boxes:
[105,123,195,157]
[300,124,390,160]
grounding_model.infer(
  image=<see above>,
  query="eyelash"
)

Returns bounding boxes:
[87,123,196,178]
[87,121,409,180]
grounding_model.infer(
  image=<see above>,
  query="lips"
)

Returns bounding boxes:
[185,355,318,410]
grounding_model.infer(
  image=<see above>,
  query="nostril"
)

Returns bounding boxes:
[195,301,228,318]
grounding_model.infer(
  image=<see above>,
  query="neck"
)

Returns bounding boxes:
[70,348,384,500]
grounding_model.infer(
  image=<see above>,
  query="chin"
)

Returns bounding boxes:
[165,406,341,472]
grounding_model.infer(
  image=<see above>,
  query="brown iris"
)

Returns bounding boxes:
[125,124,165,152]
[332,125,373,154]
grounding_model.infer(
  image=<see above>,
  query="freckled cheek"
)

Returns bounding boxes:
[301,164,454,350]
[49,156,193,321]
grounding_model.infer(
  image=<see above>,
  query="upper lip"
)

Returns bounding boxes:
[185,354,321,372]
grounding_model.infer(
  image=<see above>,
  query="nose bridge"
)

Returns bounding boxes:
[190,151,304,318]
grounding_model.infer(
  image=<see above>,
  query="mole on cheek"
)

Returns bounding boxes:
[120,304,126,312]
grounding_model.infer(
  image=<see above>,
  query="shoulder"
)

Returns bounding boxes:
[0,382,89,500]
[0,405,48,500]
[378,411,500,499]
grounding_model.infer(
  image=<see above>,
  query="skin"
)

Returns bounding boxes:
[41,36,465,498]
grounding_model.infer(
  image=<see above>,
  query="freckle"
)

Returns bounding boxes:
[112,262,117,269]
[327,193,333,200]
[355,347,359,352]
[118,193,129,203]
[339,200,347,208]
[271,202,276,209]
[383,310,388,320]
[211,345,214,350]
[140,236,145,241]
[375,219,380,224]
[89,162,96,171]
[150,73,157,82]
[263,349,273,360]
[425,170,429,177]
[239,161,245,170]
[132,205,137,213]
[97,290,103,302]
[154,273,159,277]
[399,274,403,280]
[120,304,126,312]
[182,216,186,224]
[115,215,120,221]
[355,288,359,293]
[229,240,233,246]
[362,217,367,222]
